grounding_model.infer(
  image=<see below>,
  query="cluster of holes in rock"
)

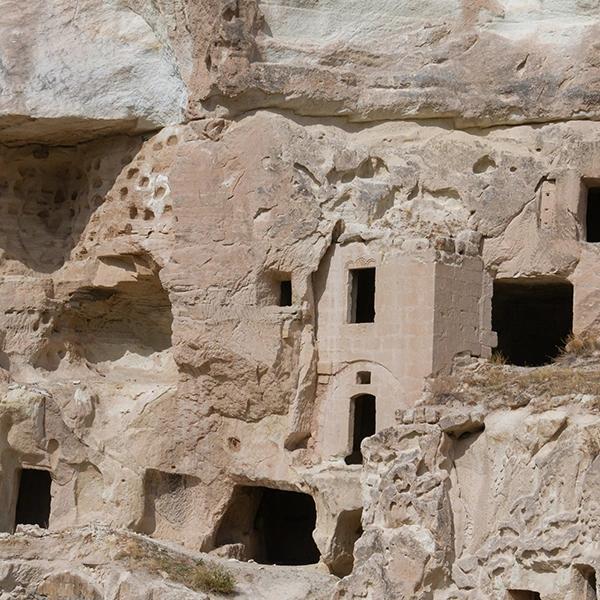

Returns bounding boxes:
[0,142,140,272]
[122,163,171,223]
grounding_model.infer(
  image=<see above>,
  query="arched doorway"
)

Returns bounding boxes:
[345,394,376,465]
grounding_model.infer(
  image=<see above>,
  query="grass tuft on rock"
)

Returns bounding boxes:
[562,331,600,357]
[430,358,600,408]
[116,537,235,595]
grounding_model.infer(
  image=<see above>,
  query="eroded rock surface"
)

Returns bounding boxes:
[194,0,600,125]
[0,526,335,599]
[2,1,600,599]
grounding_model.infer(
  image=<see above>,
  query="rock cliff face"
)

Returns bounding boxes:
[1,2,600,599]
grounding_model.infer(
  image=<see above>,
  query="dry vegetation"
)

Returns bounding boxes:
[431,366,600,407]
[116,536,235,595]
[562,331,600,356]
[431,332,600,407]
[488,350,507,365]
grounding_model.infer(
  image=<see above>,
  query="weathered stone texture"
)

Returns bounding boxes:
[0,0,187,143]
[1,1,600,599]
[189,0,600,125]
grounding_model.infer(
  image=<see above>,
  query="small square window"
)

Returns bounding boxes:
[356,371,371,384]
[257,272,293,307]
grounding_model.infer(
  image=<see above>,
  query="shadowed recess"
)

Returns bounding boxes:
[215,486,320,566]
[0,139,141,273]
[492,278,573,367]
[14,469,52,530]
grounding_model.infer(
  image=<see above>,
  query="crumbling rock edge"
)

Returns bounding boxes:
[0,525,337,600]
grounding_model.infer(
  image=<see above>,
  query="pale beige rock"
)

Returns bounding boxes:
[187,0,600,127]
[0,1,187,143]
[338,359,600,599]
[2,2,600,600]
[0,526,336,599]
[3,111,600,594]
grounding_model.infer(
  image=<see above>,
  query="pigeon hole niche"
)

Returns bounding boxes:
[215,485,320,566]
[0,138,140,273]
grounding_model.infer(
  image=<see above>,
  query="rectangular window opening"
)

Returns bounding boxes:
[492,278,573,366]
[356,371,371,385]
[279,280,292,307]
[587,186,600,243]
[349,267,376,324]
[14,469,52,530]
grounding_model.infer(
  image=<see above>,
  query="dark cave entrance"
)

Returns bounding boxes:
[14,469,52,529]
[215,486,320,566]
[587,571,598,600]
[345,394,376,465]
[506,591,541,600]
[492,278,573,366]
[586,186,600,243]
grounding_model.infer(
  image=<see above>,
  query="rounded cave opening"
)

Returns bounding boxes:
[214,485,321,567]
[34,257,173,372]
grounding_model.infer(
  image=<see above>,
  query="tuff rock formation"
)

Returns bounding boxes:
[1,2,600,599]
